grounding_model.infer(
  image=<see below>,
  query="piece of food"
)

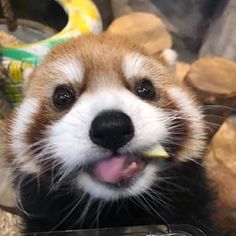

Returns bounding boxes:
[142,145,169,158]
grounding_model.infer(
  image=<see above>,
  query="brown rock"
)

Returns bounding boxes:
[205,116,236,230]
[186,57,236,232]
[107,12,172,54]
[111,0,216,60]
[185,57,236,95]
[184,57,236,140]
[176,61,190,82]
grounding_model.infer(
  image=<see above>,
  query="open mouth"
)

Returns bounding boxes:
[87,154,148,187]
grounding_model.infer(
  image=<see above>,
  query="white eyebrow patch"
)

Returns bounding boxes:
[122,52,148,79]
[52,57,84,83]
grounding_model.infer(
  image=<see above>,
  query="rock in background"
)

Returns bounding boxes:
[206,116,236,233]
[184,57,236,138]
[107,12,172,54]
[97,0,236,61]
[111,0,221,61]
[183,57,236,234]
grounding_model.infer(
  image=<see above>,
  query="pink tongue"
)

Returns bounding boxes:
[93,155,144,184]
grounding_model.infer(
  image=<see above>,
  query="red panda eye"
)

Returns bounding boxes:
[53,85,76,110]
[135,79,156,100]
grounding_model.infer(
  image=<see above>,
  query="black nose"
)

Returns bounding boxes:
[89,110,134,150]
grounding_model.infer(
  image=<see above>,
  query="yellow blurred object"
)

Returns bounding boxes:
[0,0,102,107]
[142,145,169,159]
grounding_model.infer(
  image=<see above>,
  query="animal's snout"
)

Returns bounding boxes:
[89,110,134,150]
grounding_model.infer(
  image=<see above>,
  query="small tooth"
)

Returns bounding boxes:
[130,162,138,168]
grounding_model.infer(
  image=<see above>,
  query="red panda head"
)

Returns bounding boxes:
[8,34,206,200]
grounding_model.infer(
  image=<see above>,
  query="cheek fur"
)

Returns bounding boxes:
[10,99,41,173]
[166,86,206,161]
[119,93,169,153]
[160,91,190,158]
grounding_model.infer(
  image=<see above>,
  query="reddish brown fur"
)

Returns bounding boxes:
[26,34,175,97]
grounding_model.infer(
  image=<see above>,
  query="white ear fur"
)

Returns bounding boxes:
[158,48,177,71]
[162,49,177,66]
[23,67,34,91]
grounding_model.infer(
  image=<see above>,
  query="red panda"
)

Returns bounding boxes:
[1,34,216,235]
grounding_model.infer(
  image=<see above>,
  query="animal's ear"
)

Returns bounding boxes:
[23,67,34,93]
[154,48,177,72]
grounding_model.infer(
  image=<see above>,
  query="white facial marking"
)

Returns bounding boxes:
[10,98,40,173]
[167,86,206,161]
[51,58,84,83]
[48,89,169,170]
[122,53,149,79]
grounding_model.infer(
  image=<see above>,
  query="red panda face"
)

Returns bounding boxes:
[8,34,206,200]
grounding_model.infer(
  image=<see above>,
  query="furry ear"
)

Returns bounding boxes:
[154,48,178,71]
[23,67,34,92]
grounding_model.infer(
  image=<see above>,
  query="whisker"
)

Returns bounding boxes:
[48,195,85,232]
[139,193,169,226]
[74,197,93,228]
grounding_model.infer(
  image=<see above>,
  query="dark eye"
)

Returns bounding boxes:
[53,85,76,110]
[135,79,156,100]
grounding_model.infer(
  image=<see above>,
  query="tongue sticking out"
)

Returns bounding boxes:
[93,155,145,184]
